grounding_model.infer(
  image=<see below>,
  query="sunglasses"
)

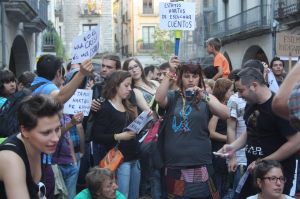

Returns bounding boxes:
[38,182,46,198]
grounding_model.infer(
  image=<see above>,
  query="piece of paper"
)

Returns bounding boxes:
[268,71,279,93]
[63,89,93,116]
[159,2,195,30]
[126,111,153,134]
[71,26,100,64]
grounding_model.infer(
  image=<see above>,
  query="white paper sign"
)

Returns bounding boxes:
[63,89,93,116]
[268,71,279,93]
[159,2,195,30]
[126,111,153,134]
[71,27,100,64]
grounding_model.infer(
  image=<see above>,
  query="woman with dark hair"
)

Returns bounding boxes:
[155,56,230,199]
[0,69,17,108]
[75,167,125,199]
[247,160,293,199]
[208,78,234,198]
[91,70,140,199]
[0,95,62,199]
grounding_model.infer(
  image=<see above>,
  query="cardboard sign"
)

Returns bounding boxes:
[63,89,93,116]
[126,111,153,134]
[159,2,195,30]
[276,33,300,57]
[71,27,100,64]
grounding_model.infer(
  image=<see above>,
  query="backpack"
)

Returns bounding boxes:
[0,82,46,137]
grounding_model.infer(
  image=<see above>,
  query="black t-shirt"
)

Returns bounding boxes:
[91,100,139,162]
[244,93,296,177]
[0,135,39,199]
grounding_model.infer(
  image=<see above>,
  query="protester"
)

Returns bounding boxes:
[91,70,140,199]
[0,95,62,198]
[208,78,234,198]
[155,56,229,199]
[75,167,125,199]
[218,66,300,198]
[123,57,161,199]
[0,69,17,108]
[226,69,247,194]
[269,57,286,86]
[17,71,36,91]
[144,65,159,82]
[247,160,293,199]
[206,37,230,80]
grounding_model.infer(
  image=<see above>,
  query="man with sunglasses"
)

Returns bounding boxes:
[218,64,300,198]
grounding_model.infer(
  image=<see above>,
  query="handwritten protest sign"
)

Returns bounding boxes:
[159,2,195,30]
[71,26,100,64]
[63,89,93,116]
[126,111,153,134]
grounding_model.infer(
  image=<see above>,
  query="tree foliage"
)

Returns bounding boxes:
[152,27,174,60]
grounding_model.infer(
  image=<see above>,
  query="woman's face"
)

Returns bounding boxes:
[3,80,16,96]
[182,71,200,90]
[101,177,118,199]
[258,167,285,198]
[127,60,142,80]
[21,115,61,154]
[116,77,132,99]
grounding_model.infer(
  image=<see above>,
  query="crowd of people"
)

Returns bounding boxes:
[0,36,299,199]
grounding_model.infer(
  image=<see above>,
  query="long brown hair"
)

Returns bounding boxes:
[102,70,137,120]
[122,57,155,88]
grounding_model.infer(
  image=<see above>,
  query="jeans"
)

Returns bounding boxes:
[59,163,79,199]
[117,160,141,199]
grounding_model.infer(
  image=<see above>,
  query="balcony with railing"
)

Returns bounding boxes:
[42,33,56,52]
[274,0,300,26]
[5,0,48,32]
[136,40,154,53]
[208,4,271,43]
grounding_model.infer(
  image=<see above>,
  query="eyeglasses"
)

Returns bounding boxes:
[128,64,140,71]
[38,182,46,198]
[262,176,286,184]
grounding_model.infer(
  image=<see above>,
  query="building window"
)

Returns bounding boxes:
[142,26,155,49]
[82,24,98,32]
[143,0,153,14]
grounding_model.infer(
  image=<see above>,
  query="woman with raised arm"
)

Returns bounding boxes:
[155,56,230,199]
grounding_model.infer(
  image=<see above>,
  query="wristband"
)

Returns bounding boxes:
[201,91,210,102]
[165,71,177,80]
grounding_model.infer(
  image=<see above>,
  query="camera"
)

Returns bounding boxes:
[185,90,196,101]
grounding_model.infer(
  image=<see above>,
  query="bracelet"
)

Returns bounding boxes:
[165,71,177,80]
[201,91,210,102]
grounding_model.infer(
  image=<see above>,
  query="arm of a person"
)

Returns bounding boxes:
[0,151,31,199]
[76,123,85,158]
[51,59,93,104]
[133,88,151,111]
[263,132,300,161]
[155,75,171,108]
[208,115,227,142]
[212,66,223,80]
[207,94,230,120]
[272,61,300,119]
[227,117,237,144]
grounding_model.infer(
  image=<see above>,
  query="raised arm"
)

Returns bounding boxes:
[51,59,93,104]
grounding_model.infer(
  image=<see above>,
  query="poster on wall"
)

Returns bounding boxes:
[80,0,102,15]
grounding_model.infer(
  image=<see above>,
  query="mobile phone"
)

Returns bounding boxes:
[213,152,229,157]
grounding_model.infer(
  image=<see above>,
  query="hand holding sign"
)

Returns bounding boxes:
[79,59,94,76]
[126,110,153,134]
